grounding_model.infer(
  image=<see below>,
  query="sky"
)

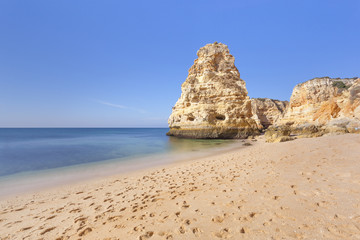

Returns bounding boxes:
[0,0,359,127]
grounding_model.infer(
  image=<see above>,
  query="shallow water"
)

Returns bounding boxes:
[0,128,241,198]
[0,128,235,178]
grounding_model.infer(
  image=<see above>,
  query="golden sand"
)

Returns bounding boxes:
[1,134,360,239]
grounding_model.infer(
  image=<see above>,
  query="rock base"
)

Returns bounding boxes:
[265,120,360,142]
[167,127,260,139]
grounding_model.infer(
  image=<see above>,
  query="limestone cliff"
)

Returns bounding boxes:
[251,98,288,129]
[272,77,360,139]
[167,42,260,138]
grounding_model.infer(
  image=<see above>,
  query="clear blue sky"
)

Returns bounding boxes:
[1,0,359,127]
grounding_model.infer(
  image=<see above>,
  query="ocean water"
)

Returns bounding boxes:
[0,128,235,179]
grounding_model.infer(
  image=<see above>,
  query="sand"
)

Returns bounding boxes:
[1,134,360,239]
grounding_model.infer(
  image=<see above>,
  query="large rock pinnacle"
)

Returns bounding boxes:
[167,42,260,138]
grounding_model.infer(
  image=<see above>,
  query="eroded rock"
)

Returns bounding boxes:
[264,125,295,143]
[251,98,288,129]
[277,77,360,137]
[167,42,260,138]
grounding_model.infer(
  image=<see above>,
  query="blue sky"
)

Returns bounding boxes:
[0,0,359,127]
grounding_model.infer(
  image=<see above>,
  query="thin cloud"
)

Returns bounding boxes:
[95,99,147,114]
[96,100,127,109]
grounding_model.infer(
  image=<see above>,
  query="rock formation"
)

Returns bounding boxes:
[264,125,295,143]
[266,77,360,141]
[167,43,359,141]
[251,98,288,129]
[167,42,260,139]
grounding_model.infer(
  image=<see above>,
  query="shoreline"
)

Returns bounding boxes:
[0,138,252,200]
[1,134,360,239]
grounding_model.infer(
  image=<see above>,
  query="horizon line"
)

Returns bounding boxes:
[0,126,169,129]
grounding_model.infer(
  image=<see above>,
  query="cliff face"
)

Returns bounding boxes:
[279,77,359,124]
[272,77,360,139]
[251,98,288,129]
[167,42,260,138]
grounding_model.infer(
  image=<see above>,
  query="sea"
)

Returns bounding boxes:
[0,128,239,197]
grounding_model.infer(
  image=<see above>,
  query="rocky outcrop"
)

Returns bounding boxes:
[264,125,295,143]
[251,98,288,129]
[167,43,359,141]
[272,77,360,139]
[167,42,260,139]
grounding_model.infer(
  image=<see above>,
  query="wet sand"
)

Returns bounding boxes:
[1,134,360,239]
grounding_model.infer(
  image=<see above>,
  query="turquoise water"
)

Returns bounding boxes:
[0,128,234,178]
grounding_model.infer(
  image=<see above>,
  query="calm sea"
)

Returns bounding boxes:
[0,128,235,178]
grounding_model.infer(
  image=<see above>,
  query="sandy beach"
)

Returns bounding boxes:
[1,134,360,239]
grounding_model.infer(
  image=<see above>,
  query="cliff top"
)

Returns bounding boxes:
[296,76,359,88]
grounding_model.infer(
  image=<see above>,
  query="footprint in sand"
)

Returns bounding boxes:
[139,231,154,239]
[74,216,87,225]
[55,207,64,213]
[107,215,123,222]
[78,227,92,236]
[40,227,56,235]
[46,215,56,220]
[212,214,226,223]
[13,207,26,212]
[20,226,32,231]
[249,212,256,218]
[213,228,231,238]
[192,227,202,235]
[69,208,81,213]
[184,219,191,225]
[178,225,186,234]
[181,201,190,209]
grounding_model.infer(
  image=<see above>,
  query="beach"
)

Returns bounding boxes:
[1,134,360,239]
